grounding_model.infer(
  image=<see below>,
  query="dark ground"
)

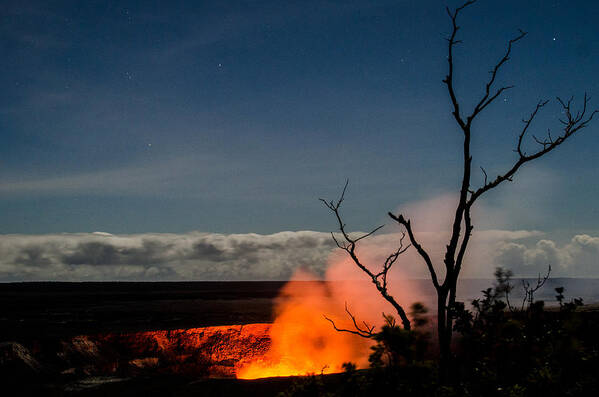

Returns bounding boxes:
[0,281,286,341]
[0,281,312,396]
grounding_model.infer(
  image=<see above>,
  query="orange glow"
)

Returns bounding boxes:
[236,233,424,380]
[236,271,372,379]
[93,324,272,377]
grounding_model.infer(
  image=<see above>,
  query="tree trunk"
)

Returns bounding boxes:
[437,289,452,382]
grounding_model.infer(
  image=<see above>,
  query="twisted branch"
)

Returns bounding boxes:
[469,94,597,206]
[324,302,376,339]
[321,181,412,330]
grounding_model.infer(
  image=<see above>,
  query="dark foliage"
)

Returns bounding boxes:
[450,267,598,396]
[283,269,599,396]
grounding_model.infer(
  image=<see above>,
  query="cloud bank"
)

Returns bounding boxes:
[0,231,336,281]
[1,228,597,281]
[494,234,599,278]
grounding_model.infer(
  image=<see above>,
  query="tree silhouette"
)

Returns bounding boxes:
[322,0,597,381]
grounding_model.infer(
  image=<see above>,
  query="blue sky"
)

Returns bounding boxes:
[1,0,598,236]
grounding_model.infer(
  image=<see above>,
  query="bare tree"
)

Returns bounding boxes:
[322,0,596,380]
[320,182,412,330]
[520,265,551,311]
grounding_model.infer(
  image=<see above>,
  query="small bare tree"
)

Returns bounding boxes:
[520,265,551,311]
[322,0,596,380]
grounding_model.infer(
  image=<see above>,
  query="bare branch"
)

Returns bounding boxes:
[517,100,549,157]
[376,232,410,289]
[480,166,488,185]
[443,1,477,130]
[321,181,412,329]
[319,179,349,212]
[388,212,440,290]
[323,303,376,339]
[521,265,552,310]
[324,316,372,338]
[468,30,527,124]
[354,224,385,243]
[469,95,597,206]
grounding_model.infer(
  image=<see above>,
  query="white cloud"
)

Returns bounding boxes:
[2,228,595,281]
[0,231,336,281]
[493,234,599,277]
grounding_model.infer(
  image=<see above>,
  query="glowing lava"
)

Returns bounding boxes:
[236,273,372,379]
[236,235,424,379]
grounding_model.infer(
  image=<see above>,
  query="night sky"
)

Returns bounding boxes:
[1,1,598,280]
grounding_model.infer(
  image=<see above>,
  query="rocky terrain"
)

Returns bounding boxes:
[0,282,282,395]
[2,324,271,387]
